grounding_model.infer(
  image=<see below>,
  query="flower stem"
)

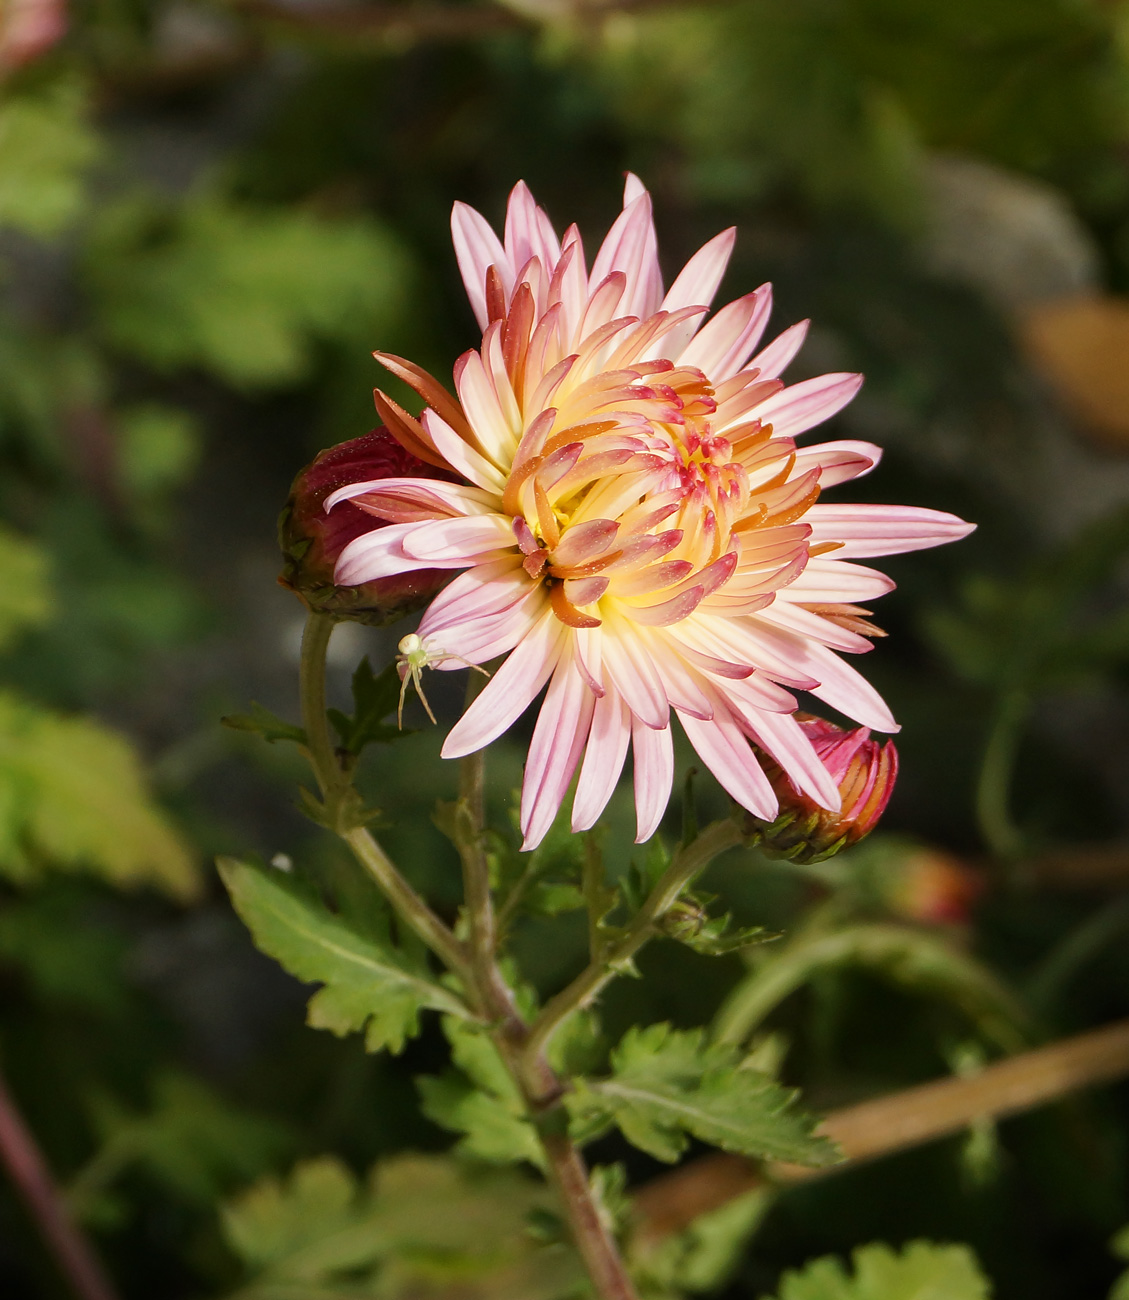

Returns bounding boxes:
[0,1064,119,1300]
[523,818,741,1067]
[298,612,470,984]
[453,730,638,1300]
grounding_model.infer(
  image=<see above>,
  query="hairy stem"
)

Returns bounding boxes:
[298,612,471,984]
[524,819,742,1066]
[453,733,638,1300]
[0,1065,119,1300]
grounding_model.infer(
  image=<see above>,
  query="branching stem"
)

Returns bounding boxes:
[523,818,741,1066]
[298,616,635,1295]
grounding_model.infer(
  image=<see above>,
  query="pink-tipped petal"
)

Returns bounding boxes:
[793,439,883,488]
[754,372,863,440]
[590,192,663,322]
[632,714,674,843]
[748,319,809,380]
[521,649,598,850]
[573,689,632,830]
[677,704,778,821]
[441,612,566,757]
[662,227,737,315]
[451,201,512,330]
[806,504,977,558]
[678,285,773,381]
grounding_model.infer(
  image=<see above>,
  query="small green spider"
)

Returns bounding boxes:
[395,633,490,728]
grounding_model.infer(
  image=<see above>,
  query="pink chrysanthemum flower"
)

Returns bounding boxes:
[327,177,974,849]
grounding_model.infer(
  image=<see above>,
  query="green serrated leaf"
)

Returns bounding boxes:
[328,657,404,754]
[222,1153,582,1299]
[417,1016,544,1168]
[769,1239,992,1300]
[567,1024,836,1166]
[218,857,468,1053]
[222,702,307,746]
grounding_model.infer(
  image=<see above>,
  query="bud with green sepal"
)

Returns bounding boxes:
[279,427,457,624]
[742,715,898,864]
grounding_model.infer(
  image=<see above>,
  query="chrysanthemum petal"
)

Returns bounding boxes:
[753,372,863,440]
[677,703,778,820]
[400,514,515,562]
[794,439,882,488]
[441,611,566,757]
[451,201,512,331]
[662,227,736,314]
[678,285,773,381]
[573,689,631,831]
[748,319,810,380]
[806,503,977,557]
[632,714,674,842]
[521,647,597,849]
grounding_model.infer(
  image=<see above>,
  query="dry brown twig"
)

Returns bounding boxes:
[632,1018,1129,1248]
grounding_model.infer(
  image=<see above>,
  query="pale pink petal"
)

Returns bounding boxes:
[747,319,809,380]
[442,612,566,758]
[677,704,778,820]
[590,193,663,321]
[521,650,597,849]
[420,558,530,635]
[780,558,896,604]
[793,439,882,488]
[454,345,520,462]
[400,514,515,562]
[326,477,493,520]
[504,181,561,284]
[806,503,976,557]
[333,522,419,585]
[632,714,674,843]
[451,201,512,330]
[737,708,841,811]
[755,600,875,653]
[753,373,863,440]
[573,689,631,831]
[425,587,545,667]
[801,639,900,733]
[678,285,773,381]
[421,409,507,492]
[600,618,671,729]
[623,172,647,206]
[662,228,736,313]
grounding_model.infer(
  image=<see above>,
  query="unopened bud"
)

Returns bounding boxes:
[279,428,454,624]
[745,716,898,864]
[885,848,983,926]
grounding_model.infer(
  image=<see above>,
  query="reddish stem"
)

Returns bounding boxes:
[0,1065,120,1300]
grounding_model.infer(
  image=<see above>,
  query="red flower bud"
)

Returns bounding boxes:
[885,848,984,926]
[278,428,455,624]
[744,715,898,863]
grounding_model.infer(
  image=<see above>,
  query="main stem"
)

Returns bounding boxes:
[524,818,742,1065]
[299,613,638,1300]
[455,716,639,1300]
[0,1064,119,1300]
[298,613,470,984]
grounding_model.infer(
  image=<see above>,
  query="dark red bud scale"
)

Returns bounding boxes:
[278,427,456,625]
